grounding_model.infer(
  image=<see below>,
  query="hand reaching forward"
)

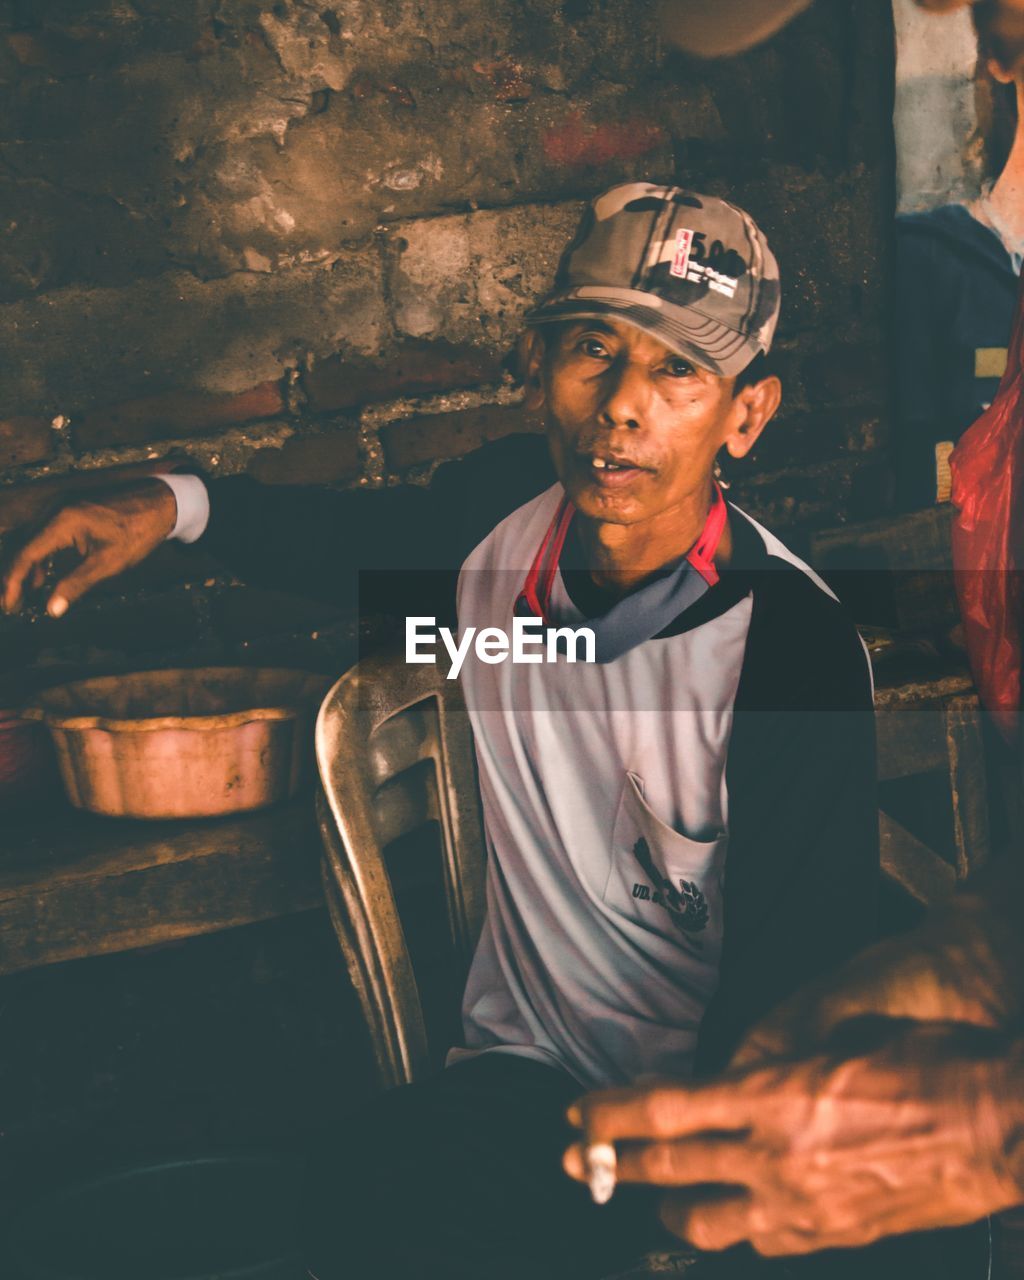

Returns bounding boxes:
[0,480,178,618]
[565,1022,1024,1256]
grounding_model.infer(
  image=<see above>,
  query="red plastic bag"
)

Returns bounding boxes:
[951,275,1024,742]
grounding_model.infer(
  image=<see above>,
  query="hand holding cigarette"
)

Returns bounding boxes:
[564,1023,1024,1255]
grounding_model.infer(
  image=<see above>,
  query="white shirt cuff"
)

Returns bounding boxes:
[155,473,211,544]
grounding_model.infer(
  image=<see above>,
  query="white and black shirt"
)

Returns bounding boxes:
[196,434,878,1082]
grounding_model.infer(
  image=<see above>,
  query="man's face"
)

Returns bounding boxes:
[527,318,772,531]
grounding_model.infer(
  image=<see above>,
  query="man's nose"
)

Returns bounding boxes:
[598,359,649,430]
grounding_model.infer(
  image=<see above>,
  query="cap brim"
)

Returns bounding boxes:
[525,295,758,379]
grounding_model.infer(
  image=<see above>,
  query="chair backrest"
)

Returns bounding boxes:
[809,504,957,635]
[315,648,487,1091]
[874,681,990,906]
[811,507,991,911]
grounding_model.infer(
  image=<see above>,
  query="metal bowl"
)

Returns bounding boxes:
[26,667,330,819]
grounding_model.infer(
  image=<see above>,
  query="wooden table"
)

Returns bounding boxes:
[0,795,324,977]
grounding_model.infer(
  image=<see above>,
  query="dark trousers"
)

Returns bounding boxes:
[300,1051,994,1280]
[300,1051,671,1280]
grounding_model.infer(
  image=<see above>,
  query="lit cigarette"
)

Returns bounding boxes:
[585,1141,617,1205]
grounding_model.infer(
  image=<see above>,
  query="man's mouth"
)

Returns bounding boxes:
[583,454,650,485]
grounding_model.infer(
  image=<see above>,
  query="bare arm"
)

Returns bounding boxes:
[563,859,1024,1255]
[730,856,1024,1067]
[565,1021,1024,1256]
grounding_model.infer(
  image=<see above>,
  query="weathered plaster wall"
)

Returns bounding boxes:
[0,0,896,693]
[893,0,982,212]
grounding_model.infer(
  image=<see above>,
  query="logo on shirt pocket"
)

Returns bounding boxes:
[604,772,724,961]
[631,836,709,934]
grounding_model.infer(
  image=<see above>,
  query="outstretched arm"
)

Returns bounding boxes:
[566,1019,1024,1255]
[0,434,553,618]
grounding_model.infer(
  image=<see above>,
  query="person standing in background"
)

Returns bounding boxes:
[894,2,1024,508]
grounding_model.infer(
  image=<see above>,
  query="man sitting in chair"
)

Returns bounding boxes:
[1,184,877,1279]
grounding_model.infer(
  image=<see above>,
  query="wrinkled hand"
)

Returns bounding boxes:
[732,873,1024,1068]
[565,1023,1024,1256]
[0,480,177,618]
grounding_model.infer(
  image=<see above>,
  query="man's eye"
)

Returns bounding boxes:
[577,338,608,359]
[665,357,695,378]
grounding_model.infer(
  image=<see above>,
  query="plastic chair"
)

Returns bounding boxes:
[314,649,705,1278]
[314,646,487,1092]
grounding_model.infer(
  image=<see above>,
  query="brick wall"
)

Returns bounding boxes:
[0,0,896,697]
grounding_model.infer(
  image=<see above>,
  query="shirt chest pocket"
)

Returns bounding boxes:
[603,772,727,957]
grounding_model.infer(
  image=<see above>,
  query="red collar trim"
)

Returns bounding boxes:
[514,481,727,623]
[687,481,727,587]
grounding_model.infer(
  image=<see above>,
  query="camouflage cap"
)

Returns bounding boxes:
[526,183,781,379]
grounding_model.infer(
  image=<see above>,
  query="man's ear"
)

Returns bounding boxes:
[519,329,547,413]
[723,375,782,460]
